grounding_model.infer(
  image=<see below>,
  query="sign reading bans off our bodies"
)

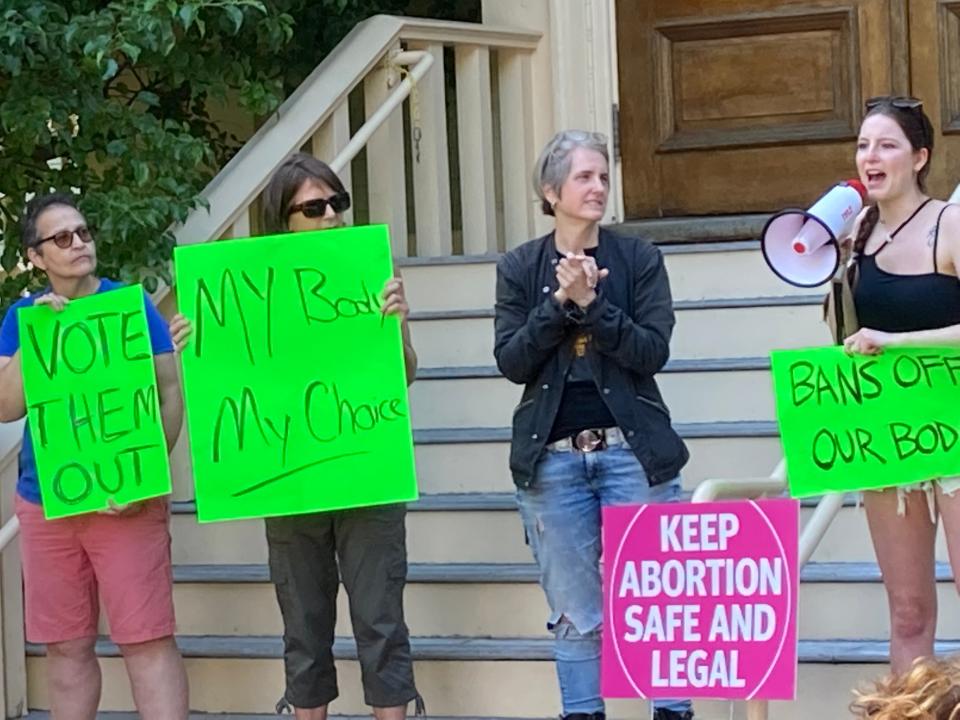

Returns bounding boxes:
[602,499,798,700]
[175,225,418,523]
[18,285,172,519]
[771,346,960,496]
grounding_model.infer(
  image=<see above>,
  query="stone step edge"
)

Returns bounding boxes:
[411,422,779,445]
[410,295,822,321]
[169,490,853,515]
[169,561,954,585]
[173,481,836,516]
[394,238,766,268]
[417,357,773,380]
[25,636,960,663]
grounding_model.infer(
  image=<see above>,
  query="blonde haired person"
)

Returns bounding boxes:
[850,655,960,719]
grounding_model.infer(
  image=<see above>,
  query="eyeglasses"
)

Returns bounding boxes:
[865,96,923,112]
[34,226,94,249]
[287,192,351,219]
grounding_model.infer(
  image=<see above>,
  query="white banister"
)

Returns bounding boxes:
[406,42,453,257]
[455,45,498,254]
[497,49,536,246]
[0,435,25,717]
[362,46,415,256]
[313,103,355,227]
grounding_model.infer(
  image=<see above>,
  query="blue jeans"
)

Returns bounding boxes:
[517,442,692,717]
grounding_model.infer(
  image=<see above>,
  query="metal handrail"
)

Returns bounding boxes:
[691,459,846,720]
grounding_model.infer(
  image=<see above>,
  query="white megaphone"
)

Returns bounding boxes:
[760,179,868,287]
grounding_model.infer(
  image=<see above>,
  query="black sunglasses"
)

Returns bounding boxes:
[865,95,923,112]
[287,192,351,219]
[34,226,94,250]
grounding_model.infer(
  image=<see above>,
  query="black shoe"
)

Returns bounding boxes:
[652,710,694,720]
[560,714,606,720]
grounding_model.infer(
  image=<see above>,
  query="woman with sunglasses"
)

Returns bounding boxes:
[843,97,960,672]
[170,153,420,720]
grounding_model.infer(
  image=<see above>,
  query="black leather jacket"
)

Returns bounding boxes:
[494,227,689,488]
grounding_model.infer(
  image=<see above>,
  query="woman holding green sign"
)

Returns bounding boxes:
[842,97,960,673]
[0,193,189,719]
[170,153,421,720]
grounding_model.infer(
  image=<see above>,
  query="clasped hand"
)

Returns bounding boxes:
[554,252,609,308]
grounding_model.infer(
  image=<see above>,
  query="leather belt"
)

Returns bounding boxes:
[546,426,626,453]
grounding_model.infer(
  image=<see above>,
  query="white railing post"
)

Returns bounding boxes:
[455,45,498,255]
[0,444,26,718]
[405,42,452,257]
[497,49,536,248]
[365,45,410,257]
[313,104,355,227]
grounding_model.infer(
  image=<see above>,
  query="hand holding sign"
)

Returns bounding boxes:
[844,327,896,356]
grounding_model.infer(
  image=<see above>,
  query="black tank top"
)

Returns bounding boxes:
[854,205,960,333]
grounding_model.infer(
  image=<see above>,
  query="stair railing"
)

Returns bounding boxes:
[691,460,846,720]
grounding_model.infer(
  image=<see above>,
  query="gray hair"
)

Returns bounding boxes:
[532,130,609,216]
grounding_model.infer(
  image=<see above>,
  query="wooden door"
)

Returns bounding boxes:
[616,0,907,217]
[908,1,960,200]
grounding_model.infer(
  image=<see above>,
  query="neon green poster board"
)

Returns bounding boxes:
[174,224,418,522]
[770,345,960,497]
[18,284,172,519]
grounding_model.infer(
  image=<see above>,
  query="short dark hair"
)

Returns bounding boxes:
[21,192,81,249]
[261,153,348,234]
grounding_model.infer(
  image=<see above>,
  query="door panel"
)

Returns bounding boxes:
[617,0,901,216]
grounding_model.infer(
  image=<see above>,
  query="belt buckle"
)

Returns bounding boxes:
[574,429,604,453]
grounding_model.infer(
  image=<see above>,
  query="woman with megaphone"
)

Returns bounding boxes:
[841,96,960,674]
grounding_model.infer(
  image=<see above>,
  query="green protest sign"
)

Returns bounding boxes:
[174,224,418,523]
[18,284,172,519]
[770,345,960,497]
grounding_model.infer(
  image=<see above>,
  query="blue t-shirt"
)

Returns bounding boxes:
[0,279,174,504]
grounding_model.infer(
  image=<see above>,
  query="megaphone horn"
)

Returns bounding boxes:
[761,179,867,288]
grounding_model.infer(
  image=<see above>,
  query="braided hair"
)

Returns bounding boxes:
[853,97,935,255]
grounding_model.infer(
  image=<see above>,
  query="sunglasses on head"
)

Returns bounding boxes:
[34,226,94,250]
[287,192,351,219]
[865,96,923,112]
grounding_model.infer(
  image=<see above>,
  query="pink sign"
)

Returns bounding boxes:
[602,498,799,700]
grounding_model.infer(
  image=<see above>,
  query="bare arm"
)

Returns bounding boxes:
[401,320,418,386]
[0,353,25,422]
[154,352,183,452]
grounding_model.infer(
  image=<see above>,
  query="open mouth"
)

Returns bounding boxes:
[865,170,887,186]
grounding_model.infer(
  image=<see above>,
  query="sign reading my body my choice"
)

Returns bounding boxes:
[602,499,799,701]
[175,224,418,523]
[18,285,171,519]
[771,346,960,496]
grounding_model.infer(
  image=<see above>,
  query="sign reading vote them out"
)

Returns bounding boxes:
[771,346,960,496]
[18,285,172,519]
[602,499,798,700]
[174,224,418,522]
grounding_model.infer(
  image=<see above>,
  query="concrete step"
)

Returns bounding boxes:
[144,561,954,641]
[170,420,786,502]
[25,637,960,718]
[161,495,943,566]
[408,361,774,428]
[398,240,802,311]
[407,297,828,368]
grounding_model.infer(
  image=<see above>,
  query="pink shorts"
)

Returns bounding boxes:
[16,495,176,645]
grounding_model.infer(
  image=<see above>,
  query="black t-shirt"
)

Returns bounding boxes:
[547,247,616,442]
